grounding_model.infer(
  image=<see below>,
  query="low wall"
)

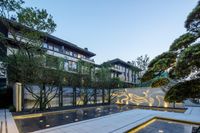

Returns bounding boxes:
[112,87,183,108]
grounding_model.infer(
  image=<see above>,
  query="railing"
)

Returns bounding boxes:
[110,67,123,73]
[81,58,95,64]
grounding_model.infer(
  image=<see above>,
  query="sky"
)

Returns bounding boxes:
[25,0,198,64]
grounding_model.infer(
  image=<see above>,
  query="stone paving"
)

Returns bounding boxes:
[1,107,200,133]
[0,109,19,133]
[33,107,200,133]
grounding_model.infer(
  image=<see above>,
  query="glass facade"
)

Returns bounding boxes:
[23,85,40,109]
[47,86,59,108]
[62,87,73,106]
[104,89,109,103]
[87,88,95,104]
[96,89,103,104]
[76,88,84,105]
[23,85,110,110]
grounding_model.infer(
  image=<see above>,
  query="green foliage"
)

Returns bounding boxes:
[169,33,197,51]
[148,52,177,68]
[132,54,150,71]
[151,78,170,88]
[93,66,111,89]
[175,43,200,78]
[0,0,24,17]
[141,52,176,82]
[17,7,56,33]
[165,79,200,102]
[143,1,200,103]
[110,77,123,89]
[185,1,200,33]
[141,69,155,82]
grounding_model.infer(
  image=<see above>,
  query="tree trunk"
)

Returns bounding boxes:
[59,86,63,107]
[40,83,46,111]
[173,102,176,108]
[108,89,111,104]
[73,87,76,106]
[102,88,105,105]
[94,88,97,104]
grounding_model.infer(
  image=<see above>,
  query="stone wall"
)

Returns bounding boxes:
[111,87,184,108]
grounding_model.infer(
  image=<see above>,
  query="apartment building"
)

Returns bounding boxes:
[0,18,96,89]
[103,58,141,86]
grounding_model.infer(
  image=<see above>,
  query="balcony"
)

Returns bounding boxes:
[81,58,95,64]
[110,67,123,73]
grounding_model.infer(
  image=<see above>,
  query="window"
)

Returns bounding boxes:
[65,49,70,55]
[69,51,73,56]
[68,61,77,71]
[78,54,82,59]
[48,44,53,50]
[64,60,68,71]
[54,45,60,52]
[73,52,78,58]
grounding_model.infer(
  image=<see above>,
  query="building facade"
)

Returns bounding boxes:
[0,19,141,111]
[0,19,96,88]
[103,58,141,86]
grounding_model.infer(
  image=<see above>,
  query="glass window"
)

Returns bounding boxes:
[68,61,77,71]
[76,88,84,105]
[63,87,73,106]
[78,54,82,59]
[48,44,53,50]
[54,45,60,52]
[24,85,40,109]
[69,51,73,56]
[97,89,102,103]
[64,60,68,71]
[65,50,70,55]
[48,86,59,107]
[73,52,78,58]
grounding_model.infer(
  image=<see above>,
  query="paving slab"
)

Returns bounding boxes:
[33,107,200,133]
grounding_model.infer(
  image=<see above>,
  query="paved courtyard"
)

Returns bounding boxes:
[33,107,200,133]
[0,109,19,133]
[1,107,200,133]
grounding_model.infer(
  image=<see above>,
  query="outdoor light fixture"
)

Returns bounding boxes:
[158,129,164,133]
[45,125,50,128]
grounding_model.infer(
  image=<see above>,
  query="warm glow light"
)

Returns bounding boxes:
[45,125,50,128]
[115,89,155,107]
[128,119,156,133]
[164,102,169,108]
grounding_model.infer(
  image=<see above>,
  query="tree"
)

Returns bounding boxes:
[0,0,58,111]
[75,60,95,105]
[132,54,150,72]
[142,1,200,103]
